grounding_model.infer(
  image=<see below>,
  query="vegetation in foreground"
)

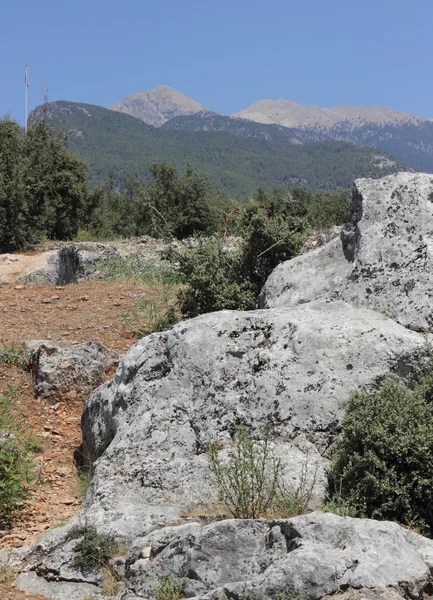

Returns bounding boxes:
[330,370,433,533]
[0,386,41,526]
[66,525,118,571]
[155,573,186,600]
[207,426,315,519]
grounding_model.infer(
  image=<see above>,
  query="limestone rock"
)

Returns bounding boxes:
[16,513,433,600]
[74,301,425,540]
[57,242,120,285]
[121,513,433,599]
[29,340,118,401]
[260,172,433,331]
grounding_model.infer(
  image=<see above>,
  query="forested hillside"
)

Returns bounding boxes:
[164,111,433,174]
[30,101,410,195]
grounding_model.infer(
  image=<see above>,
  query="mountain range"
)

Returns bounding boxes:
[111,86,433,172]
[30,97,409,196]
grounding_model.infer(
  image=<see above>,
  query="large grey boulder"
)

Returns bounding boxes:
[122,512,433,600]
[260,172,433,331]
[72,301,426,540]
[16,512,433,600]
[29,340,118,401]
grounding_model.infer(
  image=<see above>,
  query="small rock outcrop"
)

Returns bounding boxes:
[57,242,120,285]
[28,341,118,401]
[260,172,433,331]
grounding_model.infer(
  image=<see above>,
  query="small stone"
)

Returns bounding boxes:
[60,497,75,505]
[55,467,73,477]
[140,546,151,560]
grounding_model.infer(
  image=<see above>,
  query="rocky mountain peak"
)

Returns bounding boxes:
[232,99,433,129]
[111,85,210,127]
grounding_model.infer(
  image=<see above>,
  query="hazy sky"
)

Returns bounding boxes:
[2,0,432,124]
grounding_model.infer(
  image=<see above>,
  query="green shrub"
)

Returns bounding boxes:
[66,525,117,571]
[170,193,308,318]
[0,344,29,370]
[207,426,313,519]
[0,389,37,525]
[155,573,186,600]
[171,239,255,318]
[332,375,433,532]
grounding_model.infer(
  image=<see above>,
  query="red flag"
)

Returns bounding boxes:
[25,66,28,88]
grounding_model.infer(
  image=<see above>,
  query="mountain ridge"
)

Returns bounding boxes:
[232,98,433,129]
[110,86,433,172]
[29,100,410,195]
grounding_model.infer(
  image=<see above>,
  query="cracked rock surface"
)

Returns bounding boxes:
[260,172,433,331]
[16,513,433,600]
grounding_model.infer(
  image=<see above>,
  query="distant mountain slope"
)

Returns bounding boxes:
[111,85,209,126]
[230,99,433,172]
[232,99,433,128]
[29,101,411,196]
[162,111,307,144]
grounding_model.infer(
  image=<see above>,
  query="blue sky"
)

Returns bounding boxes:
[1,0,432,125]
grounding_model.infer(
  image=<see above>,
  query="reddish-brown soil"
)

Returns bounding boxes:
[0,280,165,598]
[0,280,167,352]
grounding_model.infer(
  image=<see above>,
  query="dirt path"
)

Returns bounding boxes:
[0,279,170,600]
[0,280,165,548]
[0,279,167,352]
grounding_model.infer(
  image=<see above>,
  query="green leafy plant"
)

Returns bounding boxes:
[331,373,433,532]
[155,573,186,600]
[208,426,315,519]
[207,426,283,519]
[170,191,308,318]
[66,525,118,571]
[0,388,38,525]
[0,344,29,371]
[272,455,317,518]
[169,239,255,318]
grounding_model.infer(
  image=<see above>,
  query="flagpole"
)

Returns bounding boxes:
[25,65,28,134]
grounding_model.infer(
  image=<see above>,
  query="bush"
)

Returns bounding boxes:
[66,525,117,571]
[332,375,433,532]
[170,192,308,318]
[0,117,100,251]
[207,426,314,519]
[172,240,255,318]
